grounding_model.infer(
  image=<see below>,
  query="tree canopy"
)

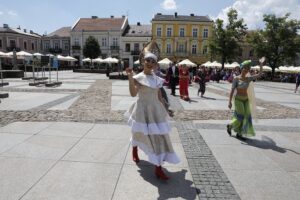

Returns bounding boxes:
[209,8,247,68]
[248,13,300,75]
[83,36,101,60]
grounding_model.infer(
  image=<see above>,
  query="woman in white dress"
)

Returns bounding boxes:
[125,41,180,180]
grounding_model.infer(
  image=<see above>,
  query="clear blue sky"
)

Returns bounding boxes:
[0,0,299,35]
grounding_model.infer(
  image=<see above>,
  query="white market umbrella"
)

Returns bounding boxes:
[57,55,68,61]
[208,61,222,68]
[13,51,32,60]
[178,59,197,67]
[103,57,118,64]
[33,53,43,56]
[158,58,172,69]
[92,58,104,63]
[82,58,91,62]
[64,56,77,62]
[134,60,140,65]
[202,61,211,67]
[46,53,54,57]
[0,51,9,58]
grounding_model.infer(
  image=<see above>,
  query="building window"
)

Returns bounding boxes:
[167,28,172,37]
[0,40,2,48]
[178,44,184,52]
[24,42,27,50]
[102,38,107,47]
[32,43,35,50]
[192,28,198,37]
[112,38,118,46]
[166,44,171,54]
[10,40,16,48]
[134,43,139,51]
[192,44,197,54]
[64,43,69,50]
[125,43,130,52]
[44,42,49,50]
[179,28,185,37]
[203,28,208,38]
[203,46,208,54]
[74,38,80,46]
[157,27,162,37]
[54,42,59,49]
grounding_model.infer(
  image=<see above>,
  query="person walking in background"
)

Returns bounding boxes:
[167,62,179,96]
[179,64,190,101]
[125,41,180,180]
[294,73,300,93]
[197,66,207,97]
[227,57,265,139]
[154,63,174,117]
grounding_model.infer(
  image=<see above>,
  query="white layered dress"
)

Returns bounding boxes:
[125,72,180,166]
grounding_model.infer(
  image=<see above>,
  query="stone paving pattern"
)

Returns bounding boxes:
[1,72,300,199]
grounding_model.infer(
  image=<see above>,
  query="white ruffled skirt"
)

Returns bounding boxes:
[125,99,180,166]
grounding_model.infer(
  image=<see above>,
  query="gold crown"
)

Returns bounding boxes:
[139,41,160,64]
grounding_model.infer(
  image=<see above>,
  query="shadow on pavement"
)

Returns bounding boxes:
[200,96,216,100]
[242,135,300,155]
[136,160,197,200]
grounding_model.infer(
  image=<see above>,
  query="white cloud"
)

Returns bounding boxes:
[7,10,18,16]
[0,11,3,15]
[161,0,177,10]
[216,0,300,30]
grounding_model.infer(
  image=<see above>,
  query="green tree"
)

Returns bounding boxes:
[209,8,247,68]
[248,13,300,76]
[83,36,101,62]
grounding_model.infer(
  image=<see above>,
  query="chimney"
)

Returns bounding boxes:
[3,24,9,28]
[24,29,27,33]
[137,22,141,26]
[174,12,178,18]
[122,15,125,18]
[157,13,162,15]
[190,13,194,16]
[30,30,33,34]
[17,25,21,30]
[91,16,98,19]
[110,15,114,18]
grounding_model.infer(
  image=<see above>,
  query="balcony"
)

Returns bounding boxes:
[131,50,140,55]
[72,45,81,50]
[6,47,20,52]
[110,46,119,52]
[49,48,62,54]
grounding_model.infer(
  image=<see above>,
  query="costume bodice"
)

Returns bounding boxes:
[232,76,255,89]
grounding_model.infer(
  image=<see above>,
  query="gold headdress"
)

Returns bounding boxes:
[139,41,160,64]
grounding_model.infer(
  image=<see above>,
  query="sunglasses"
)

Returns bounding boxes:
[144,58,157,64]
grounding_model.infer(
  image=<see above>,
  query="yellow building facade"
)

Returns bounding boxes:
[151,13,213,65]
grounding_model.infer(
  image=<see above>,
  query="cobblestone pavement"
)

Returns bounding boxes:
[2,80,300,127]
[176,121,241,200]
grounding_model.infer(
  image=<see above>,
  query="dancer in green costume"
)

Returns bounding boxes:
[227,57,265,139]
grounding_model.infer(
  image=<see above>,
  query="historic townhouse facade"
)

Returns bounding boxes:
[151,13,213,64]
[70,16,128,65]
[41,27,71,56]
[0,24,41,53]
[121,22,152,68]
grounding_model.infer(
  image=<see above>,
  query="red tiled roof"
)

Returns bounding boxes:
[48,27,71,37]
[72,17,126,31]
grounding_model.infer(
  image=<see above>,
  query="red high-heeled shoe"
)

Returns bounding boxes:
[155,166,169,180]
[132,146,140,163]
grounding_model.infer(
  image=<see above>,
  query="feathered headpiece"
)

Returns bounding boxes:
[139,41,160,64]
[240,60,252,69]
